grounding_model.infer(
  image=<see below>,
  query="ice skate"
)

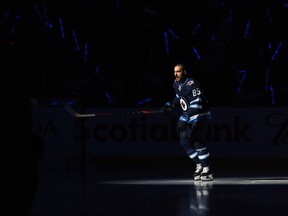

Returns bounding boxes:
[200,166,213,181]
[194,163,203,181]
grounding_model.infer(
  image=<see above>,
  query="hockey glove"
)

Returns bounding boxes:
[176,115,189,134]
[161,102,174,114]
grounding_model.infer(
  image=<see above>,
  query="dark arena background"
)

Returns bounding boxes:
[2,0,288,106]
[2,1,288,216]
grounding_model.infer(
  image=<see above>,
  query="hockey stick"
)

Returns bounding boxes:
[64,103,163,118]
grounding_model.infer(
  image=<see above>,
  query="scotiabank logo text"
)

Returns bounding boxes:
[75,116,251,143]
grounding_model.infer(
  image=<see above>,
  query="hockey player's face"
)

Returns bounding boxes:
[174,65,185,82]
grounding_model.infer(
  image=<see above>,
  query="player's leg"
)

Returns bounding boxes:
[178,123,206,180]
[193,120,213,181]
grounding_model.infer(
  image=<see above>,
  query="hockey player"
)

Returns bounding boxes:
[162,63,213,181]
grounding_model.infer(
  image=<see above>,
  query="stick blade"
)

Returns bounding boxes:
[64,103,80,117]
[64,103,96,118]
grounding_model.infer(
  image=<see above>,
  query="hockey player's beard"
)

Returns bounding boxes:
[175,76,185,83]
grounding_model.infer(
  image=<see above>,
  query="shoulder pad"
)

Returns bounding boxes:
[187,80,194,86]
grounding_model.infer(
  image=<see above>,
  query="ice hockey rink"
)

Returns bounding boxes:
[28,158,288,216]
[27,106,288,216]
